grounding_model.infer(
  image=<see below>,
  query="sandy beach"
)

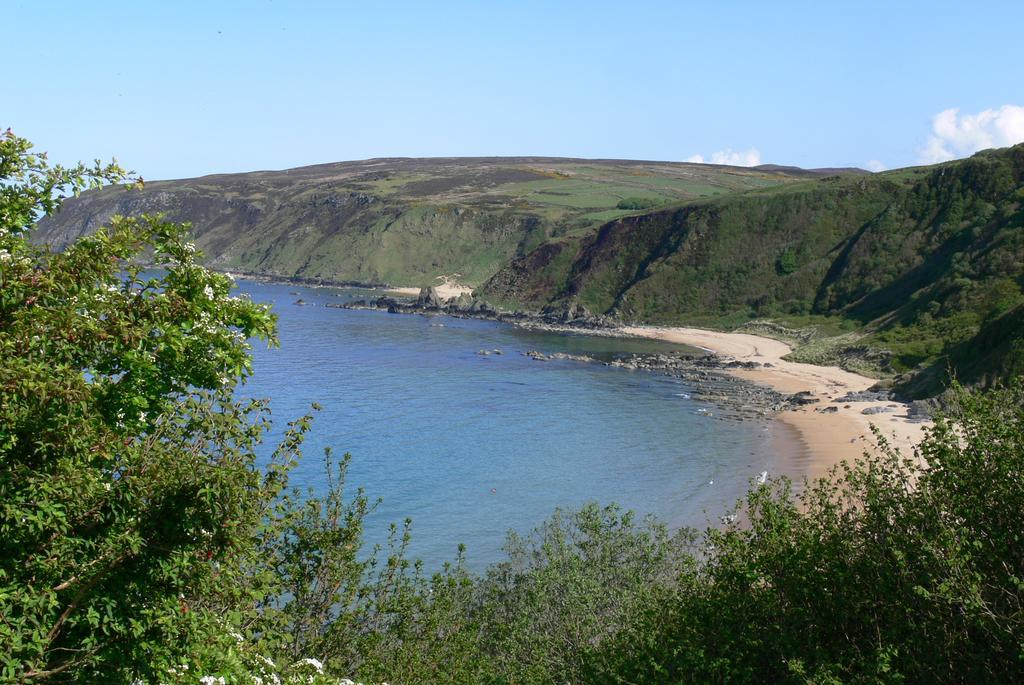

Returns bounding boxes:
[386,278,475,300]
[621,326,931,481]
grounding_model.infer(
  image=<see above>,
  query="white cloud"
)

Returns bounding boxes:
[865,160,887,172]
[685,147,762,167]
[919,104,1024,164]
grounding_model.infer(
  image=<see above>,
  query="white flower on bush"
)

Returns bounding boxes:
[242,652,386,685]
[293,657,324,673]
[166,663,189,676]
[199,676,226,685]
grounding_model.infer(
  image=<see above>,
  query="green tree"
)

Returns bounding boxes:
[0,130,279,681]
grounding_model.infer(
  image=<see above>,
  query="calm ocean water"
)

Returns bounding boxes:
[237,279,782,570]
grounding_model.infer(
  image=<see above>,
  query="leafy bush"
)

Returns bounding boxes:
[0,132,411,683]
[0,131,485,684]
[472,504,694,683]
[587,381,1024,683]
[0,130,282,680]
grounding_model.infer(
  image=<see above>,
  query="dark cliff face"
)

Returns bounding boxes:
[481,177,901,319]
[483,240,574,305]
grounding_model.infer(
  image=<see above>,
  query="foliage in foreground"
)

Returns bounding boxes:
[588,382,1024,683]
[0,131,474,684]
[0,130,283,680]
[4,132,1024,683]
[345,382,1024,684]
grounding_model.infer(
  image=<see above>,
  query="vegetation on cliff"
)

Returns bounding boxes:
[483,145,1024,397]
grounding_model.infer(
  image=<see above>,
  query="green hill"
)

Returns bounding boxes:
[481,145,1024,397]
[34,156,811,287]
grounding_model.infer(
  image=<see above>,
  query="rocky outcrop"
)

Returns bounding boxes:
[452,292,474,310]
[606,352,791,420]
[337,291,609,330]
[907,399,938,421]
[786,391,820,406]
[836,389,893,403]
[417,286,445,308]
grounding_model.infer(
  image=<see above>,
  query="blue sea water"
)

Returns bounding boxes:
[237,279,783,571]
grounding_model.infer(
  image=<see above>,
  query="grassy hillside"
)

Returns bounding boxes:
[35,148,1024,397]
[34,157,813,287]
[482,145,1024,397]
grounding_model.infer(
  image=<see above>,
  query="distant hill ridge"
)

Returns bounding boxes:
[36,156,812,287]
[162,156,867,183]
[753,163,870,176]
[35,148,1024,398]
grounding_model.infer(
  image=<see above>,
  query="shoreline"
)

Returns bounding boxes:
[338,285,931,482]
[234,272,931,484]
[621,326,932,482]
[215,267,477,296]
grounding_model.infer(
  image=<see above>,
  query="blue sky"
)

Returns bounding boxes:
[7,1,1024,180]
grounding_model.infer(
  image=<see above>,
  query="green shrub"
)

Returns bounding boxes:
[589,381,1024,683]
[776,247,798,274]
